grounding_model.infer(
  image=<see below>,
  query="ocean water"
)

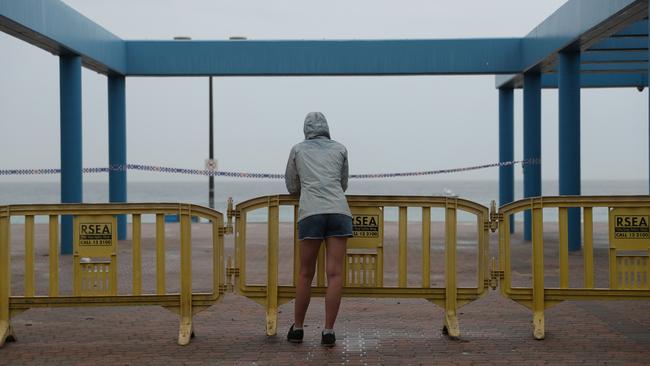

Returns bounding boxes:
[0,179,646,222]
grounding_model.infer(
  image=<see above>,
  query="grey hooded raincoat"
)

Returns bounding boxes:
[285,112,351,222]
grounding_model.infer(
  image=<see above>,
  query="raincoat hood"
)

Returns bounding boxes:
[303,112,331,140]
[286,113,351,221]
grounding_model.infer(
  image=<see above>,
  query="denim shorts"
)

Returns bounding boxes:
[298,214,353,241]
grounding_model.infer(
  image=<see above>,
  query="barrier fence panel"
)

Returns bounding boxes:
[0,203,226,347]
[497,196,650,340]
[231,195,492,338]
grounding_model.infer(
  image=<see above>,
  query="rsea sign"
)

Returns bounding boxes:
[609,208,650,250]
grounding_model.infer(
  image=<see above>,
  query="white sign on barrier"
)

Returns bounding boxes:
[205,159,218,172]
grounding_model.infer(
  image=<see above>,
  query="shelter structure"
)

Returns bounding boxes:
[1,0,648,253]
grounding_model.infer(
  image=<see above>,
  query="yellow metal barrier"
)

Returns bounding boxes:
[497,196,650,340]
[0,203,226,347]
[4,195,646,345]
[232,195,491,339]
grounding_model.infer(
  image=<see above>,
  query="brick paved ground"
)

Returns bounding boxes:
[1,222,649,365]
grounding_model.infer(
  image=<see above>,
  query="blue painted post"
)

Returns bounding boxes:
[499,88,515,234]
[108,75,127,240]
[59,55,83,254]
[559,50,582,251]
[523,71,542,241]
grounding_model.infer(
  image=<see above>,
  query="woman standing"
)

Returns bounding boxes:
[284,112,351,347]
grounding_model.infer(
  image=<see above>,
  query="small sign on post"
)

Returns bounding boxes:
[205,159,218,173]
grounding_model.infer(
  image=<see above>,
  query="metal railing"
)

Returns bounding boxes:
[0,203,226,347]
[232,195,492,338]
[497,196,650,340]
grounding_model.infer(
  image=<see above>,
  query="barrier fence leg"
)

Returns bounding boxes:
[532,203,545,340]
[443,201,460,339]
[0,215,16,346]
[236,213,247,292]
[178,210,194,345]
[266,202,279,336]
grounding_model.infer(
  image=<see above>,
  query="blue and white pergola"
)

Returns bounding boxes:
[1,0,648,253]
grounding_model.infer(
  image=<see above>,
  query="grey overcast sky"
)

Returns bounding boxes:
[0,0,647,183]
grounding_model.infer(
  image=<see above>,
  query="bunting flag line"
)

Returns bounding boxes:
[0,159,540,179]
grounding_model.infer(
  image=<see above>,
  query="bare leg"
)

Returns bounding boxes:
[294,239,321,328]
[324,236,347,329]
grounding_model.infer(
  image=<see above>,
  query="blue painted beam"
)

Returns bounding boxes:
[582,50,647,63]
[0,0,125,74]
[584,59,648,68]
[549,62,648,73]
[59,55,83,255]
[498,71,648,90]
[520,0,642,68]
[108,75,127,241]
[541,73,647,88]
[523,72,542,242]
[497,0,643,88]
[499,88,515,234]
[613,19,648,36]
[589,37,648,51]
[559,51,582,252]
[125,39,523,76]
[0,0,644,80]
[0,1,523,76]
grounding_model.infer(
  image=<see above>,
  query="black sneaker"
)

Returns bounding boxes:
[287,325,303,343]
[321,331,336,347]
